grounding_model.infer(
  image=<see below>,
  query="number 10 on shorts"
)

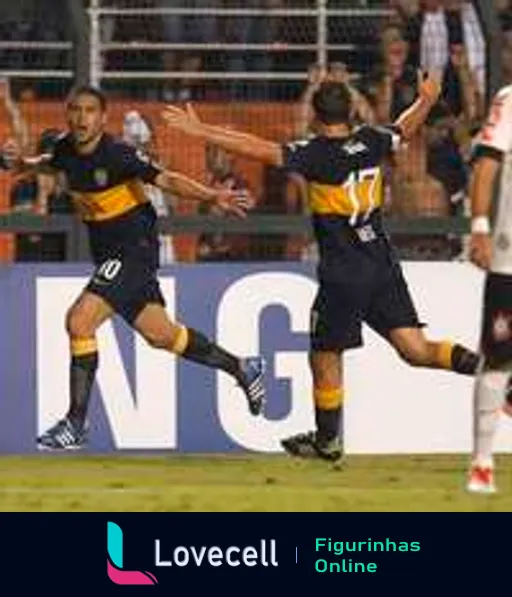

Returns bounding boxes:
[96,259,123,282]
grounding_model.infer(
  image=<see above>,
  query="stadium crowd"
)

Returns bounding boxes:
[0,0,511,262]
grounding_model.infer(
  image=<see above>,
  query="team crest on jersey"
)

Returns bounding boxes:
[94,168,108,187]
[492,312,512,342]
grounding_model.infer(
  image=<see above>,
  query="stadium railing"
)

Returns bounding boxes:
[0,213,471,262]
[87,0,394,87]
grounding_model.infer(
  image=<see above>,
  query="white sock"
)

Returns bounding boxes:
[472,369,508,468]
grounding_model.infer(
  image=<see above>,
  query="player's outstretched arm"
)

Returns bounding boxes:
[2,139,54,174]
[154,169,252,219]
[468,156,500,270]
[393,71,442,140]
[161,104,283,166]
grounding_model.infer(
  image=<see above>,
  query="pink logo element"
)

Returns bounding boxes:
[107,522,158,586]
[107,559,158,586]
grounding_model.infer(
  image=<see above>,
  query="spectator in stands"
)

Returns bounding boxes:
[159,0,217,102]
[403,1,486,97]
[442,42,483,123]
[361,24,456,259]
[122,110,176,264]
[197,142,250,261]
[447,0,487,97]
[0,1,71,98]
[106,0,165,99]
[404,0,463,74]
[360,25,419,124]
[221,0,289,101]
[422,42,482,212]
[35,128,71,217]
[296,61,374,138]
[497,0,512,33]
[10,128,72,262]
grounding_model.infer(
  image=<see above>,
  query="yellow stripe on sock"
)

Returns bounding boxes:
[438,341,454,370]
[171,325,189,355]
[70,338,98,357]
[314,386,344,410]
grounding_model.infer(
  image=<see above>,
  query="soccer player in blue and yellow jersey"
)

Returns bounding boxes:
[11,86,265,450]
[163,75,480,462]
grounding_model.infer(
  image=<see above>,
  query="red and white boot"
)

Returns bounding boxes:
[466,459,496,494]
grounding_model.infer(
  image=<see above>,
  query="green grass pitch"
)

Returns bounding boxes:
[0,454,510,511]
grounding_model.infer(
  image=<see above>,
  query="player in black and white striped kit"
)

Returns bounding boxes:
[467,83,512,493]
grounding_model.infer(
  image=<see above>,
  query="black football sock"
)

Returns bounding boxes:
[450,344,480,376]
[314,387,344,444]
[66,345,99,431]
[180,328,242,381]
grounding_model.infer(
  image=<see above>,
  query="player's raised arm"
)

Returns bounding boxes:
[1,137,56,174]
[154,169,252,218]
[117,141,252,218]
[467,156,501,270]
[468,89,512,270]
[161,104,284,166]
[393,71,442,141]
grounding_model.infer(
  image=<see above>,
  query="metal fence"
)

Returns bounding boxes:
[0,212,471,262]
[0,0,503,262]
[88,1,394,88]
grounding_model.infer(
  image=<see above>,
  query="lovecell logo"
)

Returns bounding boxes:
[107,522,158,585]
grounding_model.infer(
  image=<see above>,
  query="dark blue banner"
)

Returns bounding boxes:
[2,514,510,592]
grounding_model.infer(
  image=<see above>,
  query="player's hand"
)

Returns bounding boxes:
[307,63,327,88]
[186,102,200,123]
[212,188,254,219]
[161,105,195,132]
[469,232,492,270]
[418,70,442,105]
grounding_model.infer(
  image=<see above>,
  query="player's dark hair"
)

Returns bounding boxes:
[312,82,352,125]
[66,85,107,111]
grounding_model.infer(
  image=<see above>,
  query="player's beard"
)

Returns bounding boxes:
[74,127,103,151]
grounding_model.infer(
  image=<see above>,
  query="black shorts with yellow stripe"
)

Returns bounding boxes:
[310,216,422,351]
[86,244,165,325]
[85,205,165,325]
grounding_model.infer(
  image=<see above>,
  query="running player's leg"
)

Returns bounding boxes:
[281,281,362,461]
[387,327,479,375]
[467,363,507,493]
[39,251,141,449]
[366,263,479,375]
[37,291,113,450]
[467,273,512,493]
[132,303,265,415]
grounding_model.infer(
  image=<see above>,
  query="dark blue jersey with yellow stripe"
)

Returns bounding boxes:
[49,133,162,264]
[282,125,401,279]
